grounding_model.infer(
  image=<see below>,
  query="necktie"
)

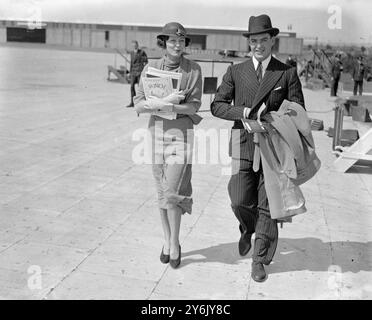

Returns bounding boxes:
[257,62,263,82]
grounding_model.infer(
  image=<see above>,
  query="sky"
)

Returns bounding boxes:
[0,0,371,45]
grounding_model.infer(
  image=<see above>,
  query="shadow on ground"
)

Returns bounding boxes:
[181,238,371,274]
[346,160,372,175]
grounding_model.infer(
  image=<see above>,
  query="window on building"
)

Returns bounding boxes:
[188,34,206,50]
[6,27,46,43]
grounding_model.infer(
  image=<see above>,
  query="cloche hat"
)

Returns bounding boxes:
[157,22,190,46]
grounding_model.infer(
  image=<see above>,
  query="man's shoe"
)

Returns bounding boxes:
[238,233,252,256]
[126,103,134,108]
[251,261,267,282]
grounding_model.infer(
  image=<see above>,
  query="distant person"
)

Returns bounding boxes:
[211,14,304,283]
[352,56,365,96]
[285,55,297,69]
[134,22,203,268]
[300,59,313,81]
[330,54,343,96]
[126,40,148,108]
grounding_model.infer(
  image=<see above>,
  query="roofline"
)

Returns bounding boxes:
[0,19,297,36]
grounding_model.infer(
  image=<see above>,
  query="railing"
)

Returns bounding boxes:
[113,48,130,71]
[332,102,345,151]
[311,49,332,87]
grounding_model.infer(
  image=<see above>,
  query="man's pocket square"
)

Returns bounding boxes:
[273,86,282,91]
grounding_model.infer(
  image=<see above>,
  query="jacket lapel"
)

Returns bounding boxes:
[238,59,259,105]
[179,56,189,90]
[251,57,284,111]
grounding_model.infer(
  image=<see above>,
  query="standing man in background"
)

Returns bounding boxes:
[126,40,148,108]
[330,54,343,97]
[285,54,297,69]
[352,56,365,96]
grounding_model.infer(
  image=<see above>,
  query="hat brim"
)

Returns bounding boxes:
[156,34,191,46]
[243,27,279,38]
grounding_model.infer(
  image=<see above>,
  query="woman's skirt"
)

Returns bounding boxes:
[149,115,194,214]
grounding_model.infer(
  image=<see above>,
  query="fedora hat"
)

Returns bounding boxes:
[243,14,279,37]
[157,22,190,46]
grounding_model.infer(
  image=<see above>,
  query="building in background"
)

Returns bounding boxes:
[0,20,303,56]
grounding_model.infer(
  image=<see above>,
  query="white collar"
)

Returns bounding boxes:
[252,55,272,75]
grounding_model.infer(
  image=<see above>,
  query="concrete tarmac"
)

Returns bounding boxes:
[0,45,371,299]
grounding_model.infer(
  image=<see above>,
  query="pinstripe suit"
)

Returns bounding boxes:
[211,56,304,264]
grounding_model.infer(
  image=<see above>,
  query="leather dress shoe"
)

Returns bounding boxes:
[170,245,181,269]
[125,103,134,108]
[251,261,267,282]
[238,233,252,256]
[160,246,170,264]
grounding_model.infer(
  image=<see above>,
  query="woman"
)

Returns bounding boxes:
[134,22,203,268]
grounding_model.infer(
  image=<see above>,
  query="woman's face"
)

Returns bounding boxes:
[165,35,186,58]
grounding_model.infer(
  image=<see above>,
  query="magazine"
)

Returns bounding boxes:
[141,76,173,99]
[146,67,182,91]
[142,67,183,120]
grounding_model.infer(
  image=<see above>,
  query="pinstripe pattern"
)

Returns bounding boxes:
[211,57,304,160]
[212,56,304,264]
[229,159,277,263]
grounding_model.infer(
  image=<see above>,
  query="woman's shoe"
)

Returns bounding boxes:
[169,245,181,269]
[160,246,170,264]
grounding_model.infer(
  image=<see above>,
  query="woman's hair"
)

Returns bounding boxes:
[156,36,168,49]
[157,35,190,48]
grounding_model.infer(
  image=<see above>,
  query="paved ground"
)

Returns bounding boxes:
[0,45,371,300]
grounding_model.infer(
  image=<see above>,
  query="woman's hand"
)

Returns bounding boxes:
[162,91,185,104]
[145,97,173,112]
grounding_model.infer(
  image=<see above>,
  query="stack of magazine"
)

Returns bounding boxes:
[142,67,182,120]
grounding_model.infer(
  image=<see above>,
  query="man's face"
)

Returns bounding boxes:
[132,41,138,50]
[249,33,275,61]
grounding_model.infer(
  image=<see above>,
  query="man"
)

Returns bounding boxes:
[285,55,297,69]
[352,56,365,96]
[330,54,343,97]
[210,14,304,282]
[126,40,148,108]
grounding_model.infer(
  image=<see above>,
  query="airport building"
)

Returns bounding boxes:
[0,20,303,55]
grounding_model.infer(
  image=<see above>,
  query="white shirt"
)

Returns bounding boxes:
[243,55,272,120]
[252,55,272,77]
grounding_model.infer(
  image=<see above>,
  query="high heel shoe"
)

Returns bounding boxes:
[169,245,181,269]
[160,246,170,264]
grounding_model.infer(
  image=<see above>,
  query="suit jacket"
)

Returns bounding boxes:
[134,55,203,125]
[210,56,305,160]
[330,60,342,79]
[352,62,365,81]
[130,49,148,76]
[256,100,321,220]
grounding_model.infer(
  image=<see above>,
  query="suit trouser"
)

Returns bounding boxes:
[228,158,278,264]
[130,74,141,104]
[353,80,363,96]
[331,78,339,96]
